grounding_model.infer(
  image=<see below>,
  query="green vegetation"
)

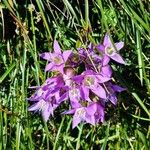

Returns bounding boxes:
[0,0,149,149]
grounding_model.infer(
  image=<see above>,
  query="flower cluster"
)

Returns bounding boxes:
[28,34,126,128]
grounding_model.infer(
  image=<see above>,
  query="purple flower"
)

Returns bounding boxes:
[73,70,111,100]
[100,65,112,78]
[64,102,105,128]
[96,34,125,64]
[106,82,126,105]
[68,86,82,108]
[28,83,60,122]
[28,99,58,122]
[77,44,113,78]
[64,107,87,128]
[28,76,66,121]
[40,40,72,74]
[86,102,105,124]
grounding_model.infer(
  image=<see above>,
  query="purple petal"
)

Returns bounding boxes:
[110,53,126,64]
[54,91,60,100]
[91,85,106,99]
[96,75,111,83]
[63,50,72,62]
[63,109,76,115]
[28,99,47,111]
[86,103,96,115]
[54,40,61,53]
[40,52,51,61]
[72,115,82,129]
[42,103,52,122]
[100,117,104,122]
[85,115,95,125]
[83,70,94,75]
[112,85,126,92]
[115,42,124,51]
[96,44,105,53]
[73,75,84,84]
[70,99,82,108]
[109,94,117,105]
[102,55,110,66]
[88,43,93,49]
[96,103,105,122]
[45,77,57,85]
[57,92,68,104]
[81,86,90,101]
[101,65,112,78]
[103,33,111,47]
[45,63,54,72]
[28,101,41,111]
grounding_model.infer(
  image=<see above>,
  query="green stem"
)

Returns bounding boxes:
[16,122,21,150]
[76,123,84,150]
[36,0,52,41]
[53,117,65,150]
[85,0,89,27]
[44,122,50,150]
[30,9,40,85]
[132,93,150,117]
[0,105,3,150]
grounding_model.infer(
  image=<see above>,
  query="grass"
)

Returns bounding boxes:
[0,0,150,149]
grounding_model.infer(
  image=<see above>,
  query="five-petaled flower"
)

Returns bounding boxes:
[64,102,105,128]
[96,33,126,64]
[40,40,72,73]
[73,70,111,100]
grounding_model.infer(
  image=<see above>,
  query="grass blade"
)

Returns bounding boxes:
[0,62,16,83]
[132,92,150,117]
[53,117,65,150]
[63,0,79,23]
[136,30,143,85]
[35,0,53,40]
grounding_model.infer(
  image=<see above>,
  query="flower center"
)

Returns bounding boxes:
[72,54,80,63]
[70,88,79,98]
[53,56,63,65]
[39,100,47,111]
[105,46,115,56]
[84,76,95,87]
[36,89,44,97]
[76,108,86,118]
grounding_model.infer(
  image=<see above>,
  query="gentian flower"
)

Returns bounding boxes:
[40,40,72,73]
[86,102,105,124]
[96,33,125,64]
[73,70,111,100]
[28,76,66,121]
[64,107,87,128]
[28,98,58,122]
[28,84,60,122]
[78,44,112,78]
[100,64,112,78]
[64,102,105,128]
[106,82,126,105]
